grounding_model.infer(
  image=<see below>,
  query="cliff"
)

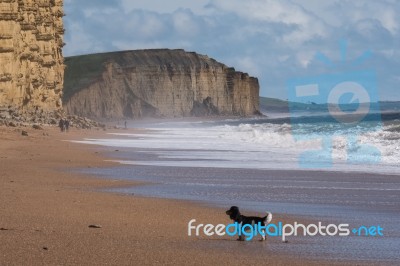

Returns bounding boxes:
[0,0,64,111]
[63,49,260,119]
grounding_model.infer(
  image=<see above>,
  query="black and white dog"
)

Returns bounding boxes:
[226,206,272,241]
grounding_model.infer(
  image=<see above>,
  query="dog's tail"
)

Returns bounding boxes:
[264,212,272,223]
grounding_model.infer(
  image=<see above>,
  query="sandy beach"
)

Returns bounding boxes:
[0,125,333,266]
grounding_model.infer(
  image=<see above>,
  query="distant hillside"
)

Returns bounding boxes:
[259,97,326,113]
[63,49,260,119]
[260,97,400,114]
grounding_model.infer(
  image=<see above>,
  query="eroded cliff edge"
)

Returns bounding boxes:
[63,49,260,119]
[0,0,64,110]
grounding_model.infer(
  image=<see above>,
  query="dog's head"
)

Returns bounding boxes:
[226,206,240,220]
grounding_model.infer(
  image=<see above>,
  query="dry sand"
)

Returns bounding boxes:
[0,126,334,266]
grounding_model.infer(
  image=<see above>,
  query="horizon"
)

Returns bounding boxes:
[259,96,398,104]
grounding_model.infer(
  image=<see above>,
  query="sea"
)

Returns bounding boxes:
[73,108,400,264]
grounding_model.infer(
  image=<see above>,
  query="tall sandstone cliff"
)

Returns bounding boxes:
[0,0,64,110]
[63,49,260,119]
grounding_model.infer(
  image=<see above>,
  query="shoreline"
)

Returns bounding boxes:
[0,125,363,265]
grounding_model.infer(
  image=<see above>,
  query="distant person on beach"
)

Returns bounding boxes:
[124,121,127,129]
[65,119,70,132]
[59,118,65,132]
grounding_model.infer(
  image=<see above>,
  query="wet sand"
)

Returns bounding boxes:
[101,163,399,263]
[0,126,331,265]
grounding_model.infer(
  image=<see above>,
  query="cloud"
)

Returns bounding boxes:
[63,0,400,100]
[120,0,210,14]
[172,9,200,37]
[208,0,328,45]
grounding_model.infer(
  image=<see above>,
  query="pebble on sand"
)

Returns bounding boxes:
[88,224,102,229]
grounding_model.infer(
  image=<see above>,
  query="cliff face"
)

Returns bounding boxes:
[63,49,260,119]
[0,0,64,110]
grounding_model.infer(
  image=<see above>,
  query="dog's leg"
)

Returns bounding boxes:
[260,222,266,241]
[261,228,266,241]
[237,222,244,241]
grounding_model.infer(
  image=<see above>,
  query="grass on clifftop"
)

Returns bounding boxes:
[63,54,111,101]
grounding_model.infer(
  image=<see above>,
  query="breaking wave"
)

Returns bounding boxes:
[76,118,400,174]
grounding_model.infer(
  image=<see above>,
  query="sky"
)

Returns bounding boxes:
[63,0,400,101]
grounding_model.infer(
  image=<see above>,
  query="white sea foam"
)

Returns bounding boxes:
[75,120,400,174]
